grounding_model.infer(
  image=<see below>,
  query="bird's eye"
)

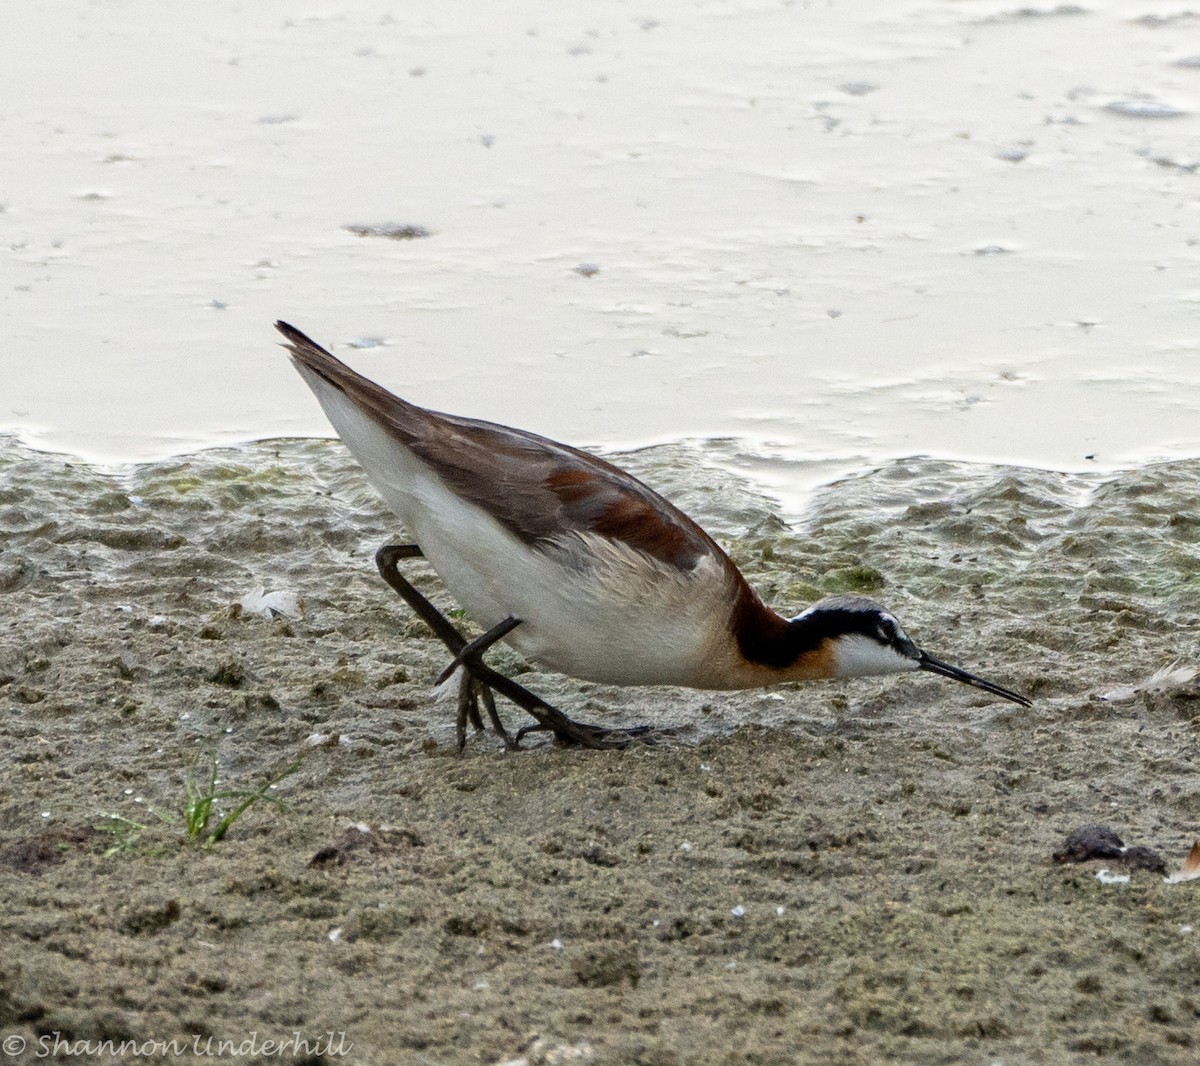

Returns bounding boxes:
[876,619,897,643]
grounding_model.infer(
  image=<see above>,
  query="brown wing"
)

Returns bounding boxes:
[277,321,724,570]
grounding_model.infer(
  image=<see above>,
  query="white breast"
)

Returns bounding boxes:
[424,517,735,686]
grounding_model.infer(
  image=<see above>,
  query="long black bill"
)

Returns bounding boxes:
[917,651,1031,707]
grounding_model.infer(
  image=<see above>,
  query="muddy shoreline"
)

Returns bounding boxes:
[2,436,1198,1064]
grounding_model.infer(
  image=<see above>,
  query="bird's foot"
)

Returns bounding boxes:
[513,719,655,750]
[453,669,513,752]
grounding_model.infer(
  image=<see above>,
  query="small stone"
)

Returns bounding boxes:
[1122,845,1167,875]
[1053,825,1123,863]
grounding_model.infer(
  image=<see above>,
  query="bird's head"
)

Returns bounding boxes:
[790,595,1031,706]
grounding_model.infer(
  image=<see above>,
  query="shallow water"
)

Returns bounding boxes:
[5,1,1200,484]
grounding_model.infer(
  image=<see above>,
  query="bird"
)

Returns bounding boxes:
[276,320,1031,750]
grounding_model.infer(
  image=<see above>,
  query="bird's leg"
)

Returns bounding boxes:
[434,614,649,749]
[375,545,468,653]
[375,544,650,751]
[375,544,506,745]
[435,616,523,685]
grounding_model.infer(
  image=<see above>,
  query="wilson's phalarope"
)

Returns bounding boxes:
[277,321,1030,750]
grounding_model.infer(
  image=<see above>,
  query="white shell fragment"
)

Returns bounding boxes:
[238,586,302,619]
[1099,664,1198,704]
[1096,869,1131,885]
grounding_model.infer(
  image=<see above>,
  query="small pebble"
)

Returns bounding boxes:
[1053,824,1123,863]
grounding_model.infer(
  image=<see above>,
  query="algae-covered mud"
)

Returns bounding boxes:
[2,436,1199,1064]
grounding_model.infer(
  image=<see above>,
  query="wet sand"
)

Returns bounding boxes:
[2,436,1198,1064]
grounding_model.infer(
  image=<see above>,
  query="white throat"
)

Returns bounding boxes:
[832,634,920,679]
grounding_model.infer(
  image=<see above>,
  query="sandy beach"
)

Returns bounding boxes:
[2,436,1198,1064]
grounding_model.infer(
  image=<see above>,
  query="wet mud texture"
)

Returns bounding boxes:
[1,437,1199,1065]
